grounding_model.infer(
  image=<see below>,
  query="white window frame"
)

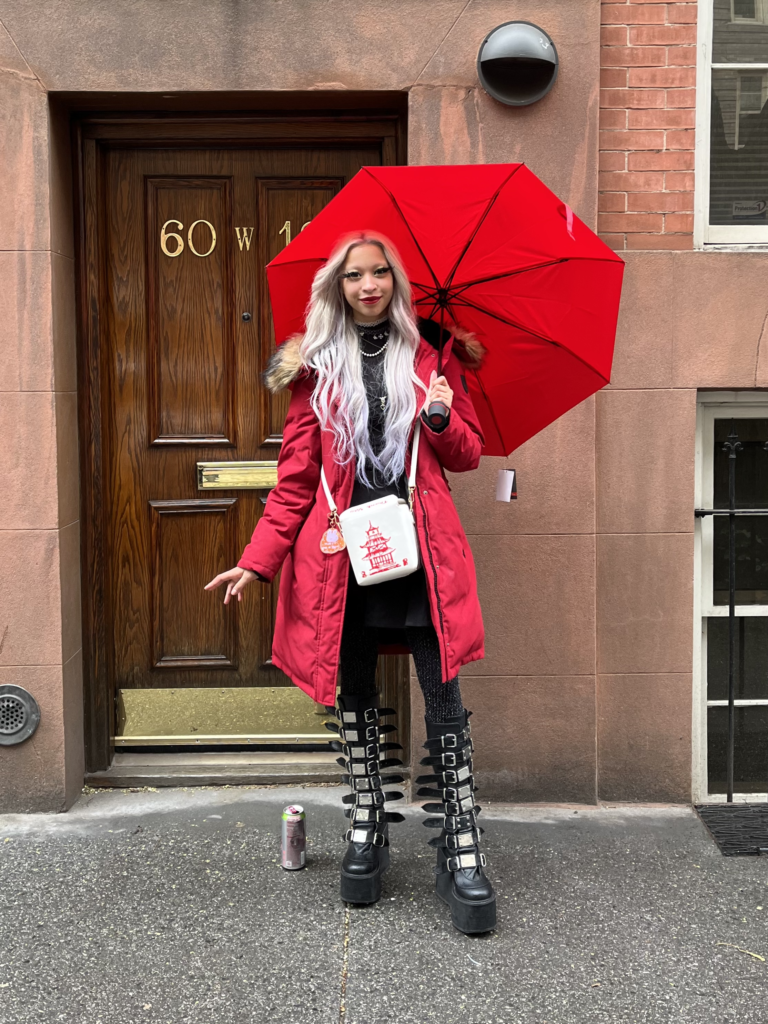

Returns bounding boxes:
[695,1,768,246]
[694,391,768,802]
[730,0,768,24]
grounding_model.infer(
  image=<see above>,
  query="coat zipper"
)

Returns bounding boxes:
[416,487,447,673]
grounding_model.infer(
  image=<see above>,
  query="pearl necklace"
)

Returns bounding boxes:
[356,317,390,358]
[360,340,389,358]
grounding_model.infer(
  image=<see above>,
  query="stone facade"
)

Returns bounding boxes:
[0,0,763,812]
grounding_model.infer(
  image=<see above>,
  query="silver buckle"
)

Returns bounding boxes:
[346,827,374,844]
[448,851,486,871]
[443,764,471,785]
[441,734,458,748]
[446,831,477,850]
[354,791,384,807]
[352,776,381,791]
[372,832,386,847]
[346,743,376,759]
[364,708,378,722]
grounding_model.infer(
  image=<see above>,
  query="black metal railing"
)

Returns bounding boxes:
[694,423,768,802]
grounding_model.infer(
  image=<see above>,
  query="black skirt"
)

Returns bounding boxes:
[342,471,433,635]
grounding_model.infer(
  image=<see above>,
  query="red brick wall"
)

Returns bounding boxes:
[599,1,697,250]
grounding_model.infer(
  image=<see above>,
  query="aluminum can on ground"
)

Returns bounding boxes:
[281,804,306,870]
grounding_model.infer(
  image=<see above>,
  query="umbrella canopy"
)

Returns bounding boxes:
[266,164,624,456]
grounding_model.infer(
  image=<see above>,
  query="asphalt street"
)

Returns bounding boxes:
[1,786,766,1024]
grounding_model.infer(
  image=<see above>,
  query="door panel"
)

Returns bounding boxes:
[104,146,380,698]
[257,177,343,443]
[148,499,238,669]
[146,177,235,445]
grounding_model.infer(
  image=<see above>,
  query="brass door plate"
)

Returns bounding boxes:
[115,686,333,745]
[197,461,278,490]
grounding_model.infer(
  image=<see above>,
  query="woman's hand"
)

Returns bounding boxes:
[425,370,453,411]
[204,566,258,604]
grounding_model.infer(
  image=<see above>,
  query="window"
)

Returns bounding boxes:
[731,0,768,24]
[697,1,768,244]
[695,395,768,801]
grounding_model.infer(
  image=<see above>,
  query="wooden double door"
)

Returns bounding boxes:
[78,118,408,769]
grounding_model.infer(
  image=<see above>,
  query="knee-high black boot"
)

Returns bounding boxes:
[416,709,497,934]
[326,693,406,904]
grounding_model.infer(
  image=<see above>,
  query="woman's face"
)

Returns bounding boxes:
[341,243,395,322]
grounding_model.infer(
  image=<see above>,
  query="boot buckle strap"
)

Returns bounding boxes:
[443,764,472,784]
[350,759,378,776]
[442,745,472,766]
[352,776,381,791]
[341,725,377,743]
[445,829,479,850]
[445,797,476,816]
[345,743,377,759]
[442,783,472,802]
[354,791,385,807]
[444,812,477,831]
[438,725,471,748]
[346,826,385,846]
[341,708,379,725]
[447,851,486,872]
[350,807,384,823]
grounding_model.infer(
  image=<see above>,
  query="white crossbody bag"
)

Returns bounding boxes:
[319,421,422,587]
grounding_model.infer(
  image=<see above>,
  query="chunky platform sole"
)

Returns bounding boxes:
[435,871,497,934]
[340,845,390,905]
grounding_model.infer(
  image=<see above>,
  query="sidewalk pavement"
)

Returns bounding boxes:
[0,786,766,1024]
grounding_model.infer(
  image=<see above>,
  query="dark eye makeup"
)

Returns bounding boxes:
[340,266,393,280]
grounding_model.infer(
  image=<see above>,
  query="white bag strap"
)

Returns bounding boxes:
[320,420,422,515]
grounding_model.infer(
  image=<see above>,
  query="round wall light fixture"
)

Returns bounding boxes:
[477,21,558,106]
[0,685,41,746]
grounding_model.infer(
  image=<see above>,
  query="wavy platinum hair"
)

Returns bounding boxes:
[299,233,426,486]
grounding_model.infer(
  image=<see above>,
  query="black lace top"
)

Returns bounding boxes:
[344,317,432,633]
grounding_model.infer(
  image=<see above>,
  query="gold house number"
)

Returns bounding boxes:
[160,219,217,258]
[278,220,312,247]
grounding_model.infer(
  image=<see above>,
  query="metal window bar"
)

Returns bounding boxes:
[694,423,768,802]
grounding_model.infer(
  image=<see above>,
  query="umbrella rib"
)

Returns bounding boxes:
[365,170,441,292]
[451,295,610,384]
[443,165,523,291]
[450,258,568,293]
[469,366,507,455]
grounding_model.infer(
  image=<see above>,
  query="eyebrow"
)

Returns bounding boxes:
[344,263,389,271]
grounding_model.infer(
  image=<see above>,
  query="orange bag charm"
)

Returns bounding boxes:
[320,510,346,555]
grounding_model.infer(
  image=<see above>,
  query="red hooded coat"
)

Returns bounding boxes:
[237,331,486,706]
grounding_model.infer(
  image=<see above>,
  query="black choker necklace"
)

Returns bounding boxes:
[354,316,389,328]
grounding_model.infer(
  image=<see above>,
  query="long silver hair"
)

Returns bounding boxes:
[299,233,426,485]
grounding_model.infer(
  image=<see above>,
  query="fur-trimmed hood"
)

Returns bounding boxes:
[263,321,486,393]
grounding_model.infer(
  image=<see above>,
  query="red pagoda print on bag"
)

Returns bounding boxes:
[360,521,402,577]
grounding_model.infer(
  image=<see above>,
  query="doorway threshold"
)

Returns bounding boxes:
[85,751,343,788]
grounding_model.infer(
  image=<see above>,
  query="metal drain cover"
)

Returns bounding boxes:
[696,804,768,856]
[0,685,40,746]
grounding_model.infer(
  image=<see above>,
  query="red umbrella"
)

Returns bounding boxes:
[266,164,624,456]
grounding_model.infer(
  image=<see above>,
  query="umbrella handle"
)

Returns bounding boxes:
[424,401,449,430]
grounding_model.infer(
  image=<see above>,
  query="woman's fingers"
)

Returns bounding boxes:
[204,566,242,592]
[428,374,453,409]
[231,569,257,601]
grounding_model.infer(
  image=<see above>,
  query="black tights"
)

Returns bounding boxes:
[339,623,463,723]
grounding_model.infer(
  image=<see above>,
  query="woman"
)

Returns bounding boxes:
[206,234,496,934]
